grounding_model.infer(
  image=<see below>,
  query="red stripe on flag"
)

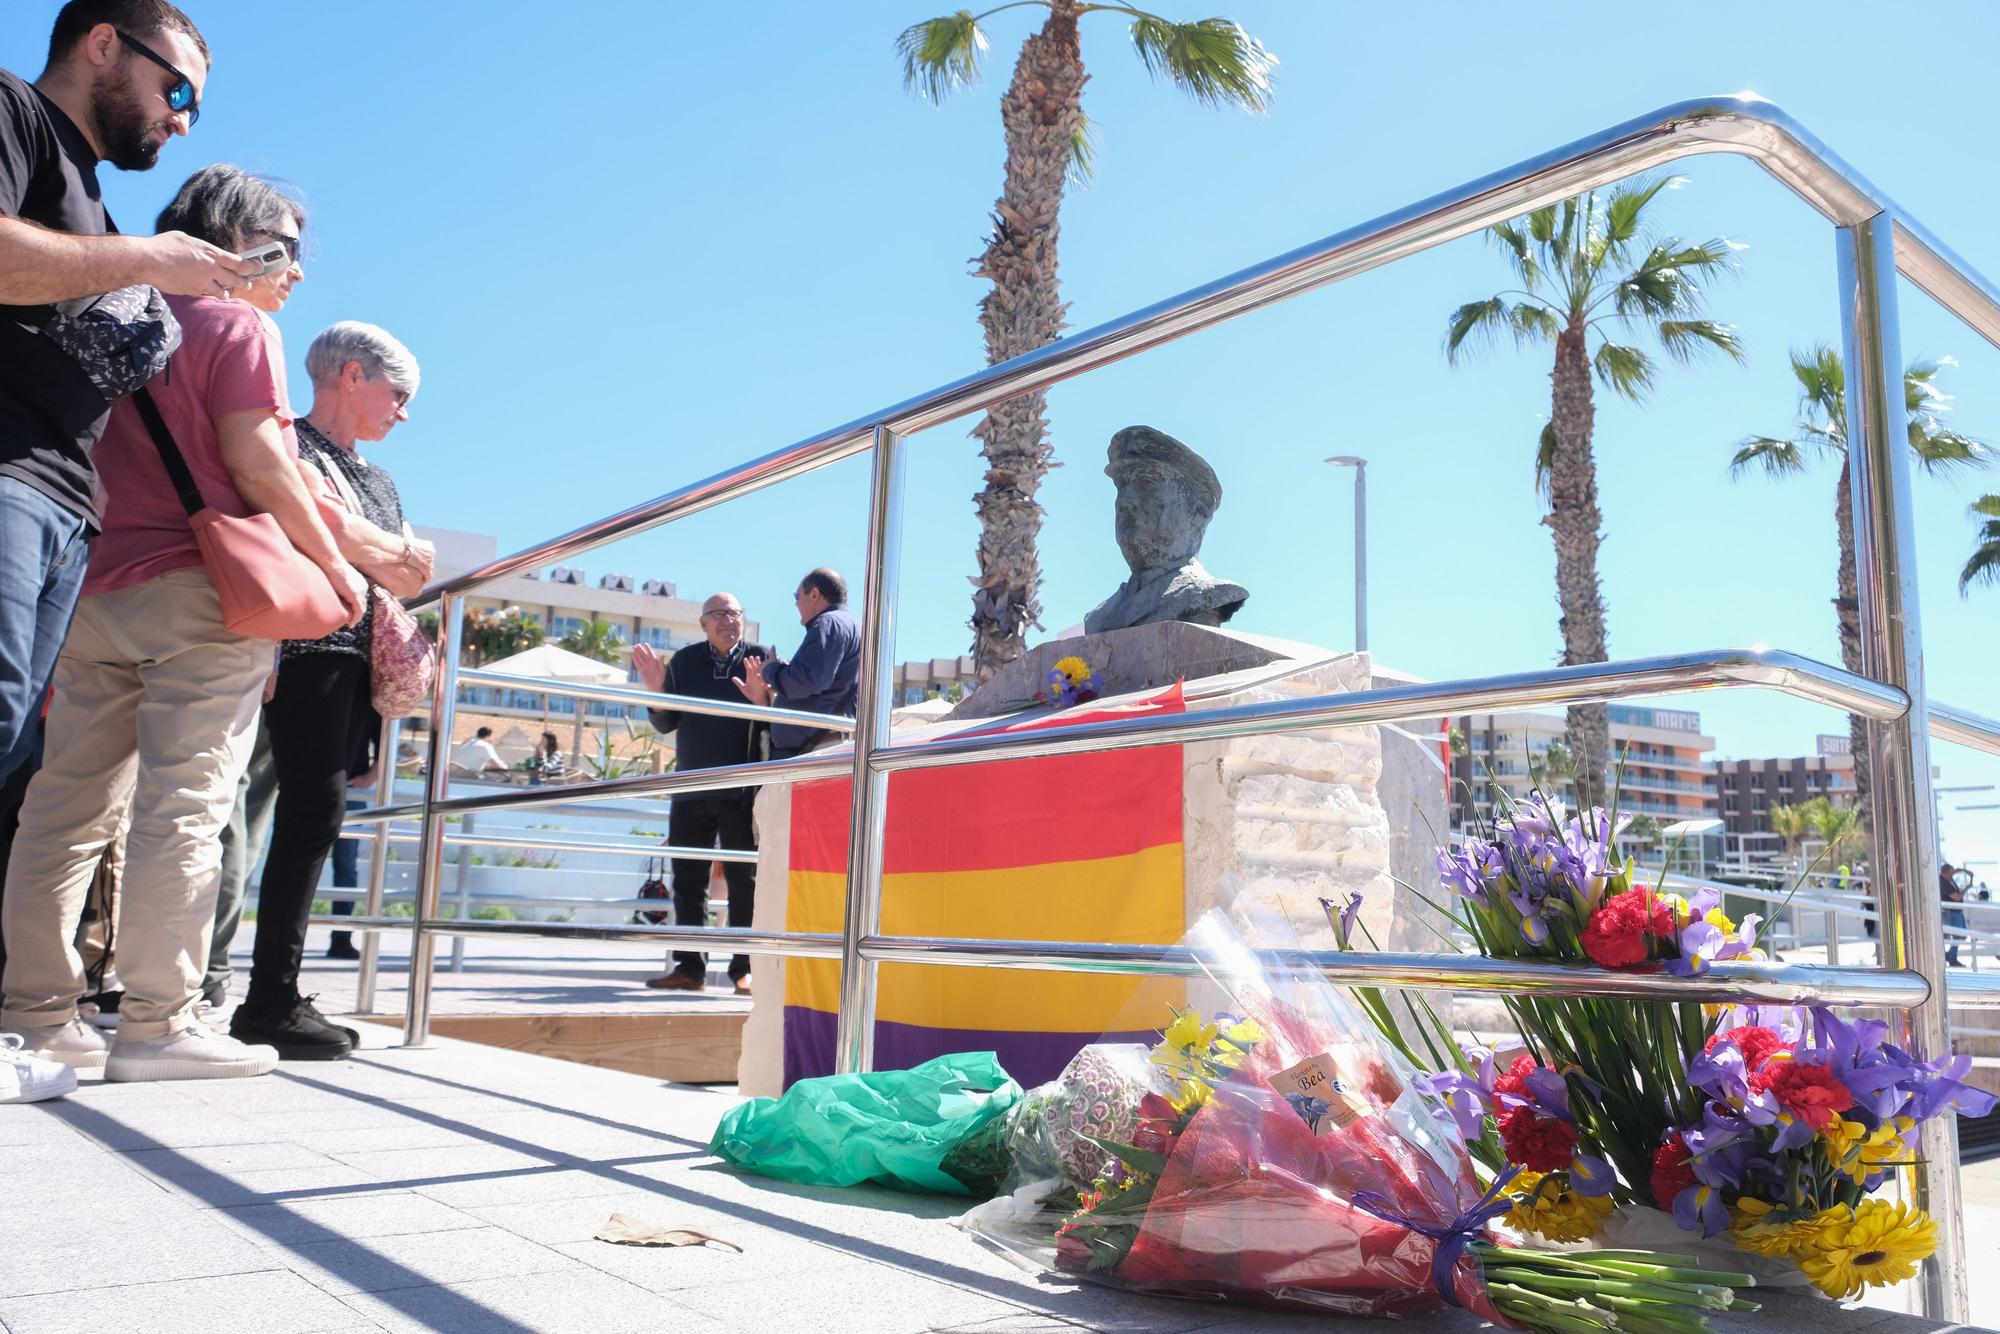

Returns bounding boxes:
[790,682,1185,876]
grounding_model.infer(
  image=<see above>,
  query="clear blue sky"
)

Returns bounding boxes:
[8,1,1999,869]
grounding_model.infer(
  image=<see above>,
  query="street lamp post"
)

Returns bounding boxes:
[1931,783,1993,859]
[1326,455,1367,653]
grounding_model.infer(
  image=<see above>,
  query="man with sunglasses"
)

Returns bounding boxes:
[0,2,260,807]
[633,595,775,995]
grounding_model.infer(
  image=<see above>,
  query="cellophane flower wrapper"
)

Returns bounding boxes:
[961,910,1510,1322]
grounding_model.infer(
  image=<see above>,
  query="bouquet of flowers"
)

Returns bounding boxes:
[1355,790,1996,1300]
[961,911,1760,1332]
[1045,656,1099,709]
[1422,793,1768,1197]
[1653,1006,1993,1298]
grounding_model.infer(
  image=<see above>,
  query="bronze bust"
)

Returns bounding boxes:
[1083,426,1247,634]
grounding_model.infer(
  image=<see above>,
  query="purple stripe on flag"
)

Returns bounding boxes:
[782,1006,1158,1089]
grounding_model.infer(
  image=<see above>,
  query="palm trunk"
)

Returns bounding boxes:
[1547,323,1610,803]
[967,4,1086,678]
[1832,458,1871,831]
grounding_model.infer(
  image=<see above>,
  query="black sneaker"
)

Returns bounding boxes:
[296,994,361,1048]
[326,936,361,961]
[229,993,354,1061]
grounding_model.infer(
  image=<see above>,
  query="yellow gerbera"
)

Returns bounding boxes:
[1730,1197,1826,1260]
[1503,1170,1612,1243]
[1167,1076,1213,1116]
[1797,1200,1936,1299]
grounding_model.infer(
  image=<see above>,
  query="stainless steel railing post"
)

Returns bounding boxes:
[1838,211,1963,1321]
[402,594,463,1048]
[834,424,906,1075]
[354,713,399,1014]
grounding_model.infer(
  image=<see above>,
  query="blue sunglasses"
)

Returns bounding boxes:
[117,30,199,127]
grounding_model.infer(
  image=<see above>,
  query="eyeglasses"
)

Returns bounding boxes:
[117,31,199,127]
[702,608,744,621]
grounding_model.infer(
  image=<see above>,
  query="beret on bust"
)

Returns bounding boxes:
[1104,425,1222,512]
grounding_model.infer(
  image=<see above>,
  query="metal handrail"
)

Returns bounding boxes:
[373,95,2000,1319]
[410,96,2000,612]
[455,668,859,734]
[1929,700,2000,757]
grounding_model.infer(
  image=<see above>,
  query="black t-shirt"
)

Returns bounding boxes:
[0,67,115,524]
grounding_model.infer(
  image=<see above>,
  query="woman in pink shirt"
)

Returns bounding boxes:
[0,166,363,1084]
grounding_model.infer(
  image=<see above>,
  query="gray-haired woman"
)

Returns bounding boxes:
[230,322,433,1060]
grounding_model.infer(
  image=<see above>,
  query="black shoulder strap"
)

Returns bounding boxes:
[130,387,206,518]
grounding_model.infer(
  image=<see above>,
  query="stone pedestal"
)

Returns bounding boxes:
[738,623,1449,1095]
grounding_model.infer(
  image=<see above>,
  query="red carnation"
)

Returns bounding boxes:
[1579,887,1676,967]
[1748,1060,1854,1130]
[1492,1054,1538,1099]
[1705,1024,1791,1072]
[1498,1105,1579,1173]
[1650,1135,1695,1209]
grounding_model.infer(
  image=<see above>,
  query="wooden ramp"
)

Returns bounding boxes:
[280,927,754,1085]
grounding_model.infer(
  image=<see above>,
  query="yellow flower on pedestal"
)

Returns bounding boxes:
[1797,1200,1936,1299]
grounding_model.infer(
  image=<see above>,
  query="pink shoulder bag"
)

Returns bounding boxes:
[317,449,437,718]
[131,389,348,640]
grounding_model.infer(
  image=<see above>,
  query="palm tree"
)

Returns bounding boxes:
[897,3,1276,676]
[1732,347,1989,821]
[557,619,625,665]
[1959,494,2000,594]
[1769,799,1813,871]
[1807,797,1866,862]
[1446,180,1744,800]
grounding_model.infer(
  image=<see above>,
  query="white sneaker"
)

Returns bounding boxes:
[192,1000,230,1033]
[104,1022,278,1083]
[1,1017,110,1070]
[0,1033,77,1104]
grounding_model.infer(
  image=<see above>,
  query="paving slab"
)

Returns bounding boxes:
[4,1025,1993,1334]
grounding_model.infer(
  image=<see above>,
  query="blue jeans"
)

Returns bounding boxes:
[1945,907,1969,964]
[0,479,90,783]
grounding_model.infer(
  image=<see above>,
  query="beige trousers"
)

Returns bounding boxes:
[1,570,268,1040]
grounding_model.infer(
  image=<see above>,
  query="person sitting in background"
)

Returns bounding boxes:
[234,321,429,1062]
[2,164,363,1082]
[736,568,860,761]
[536,731,566,781]
[453,726,505,773]
[633,593,770,994]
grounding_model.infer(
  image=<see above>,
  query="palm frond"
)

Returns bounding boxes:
[897,10,989,104]
[1657,318,1745,365]
[1525,204,1560,246]
[1066,109,1098,187]
[1488,222,1542,292]
[1443,296,1509,364]
[1127,15,1276,112]
[1613,240,1737,321]
[1959,506,2000,594]
[1729,435,1811,479]
[1603,177,1673,245]
[1593,341,1656,402]
[1910,425,1990,475]
[1792,344,1846,430]
[1535,421,1558,501]
[1511,302,1560,343]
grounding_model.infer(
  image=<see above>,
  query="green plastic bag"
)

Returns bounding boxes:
[710,1052,1021,1195]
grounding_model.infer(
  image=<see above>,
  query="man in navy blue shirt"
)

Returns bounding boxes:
[738,568,860,760]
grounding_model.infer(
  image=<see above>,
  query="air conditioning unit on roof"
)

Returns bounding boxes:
[549,566,584,585]
[600,573,635,592]
[641,579,675,597]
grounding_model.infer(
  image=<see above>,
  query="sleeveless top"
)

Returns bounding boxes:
[286,418,406,660]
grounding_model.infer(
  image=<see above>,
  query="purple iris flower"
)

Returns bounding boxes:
[1415,1045,1501,1141]
[1436,845,1493,907]
[1687,1044,1779,1124]
[1673,1183,1731,1237]
[1667,921,1729,977]
[1320,893,1364,950]
[1568,1152,1616,1198]
[1899,1048,1999,1122]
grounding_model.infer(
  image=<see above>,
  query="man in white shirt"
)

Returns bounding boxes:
[453,727,505,773]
